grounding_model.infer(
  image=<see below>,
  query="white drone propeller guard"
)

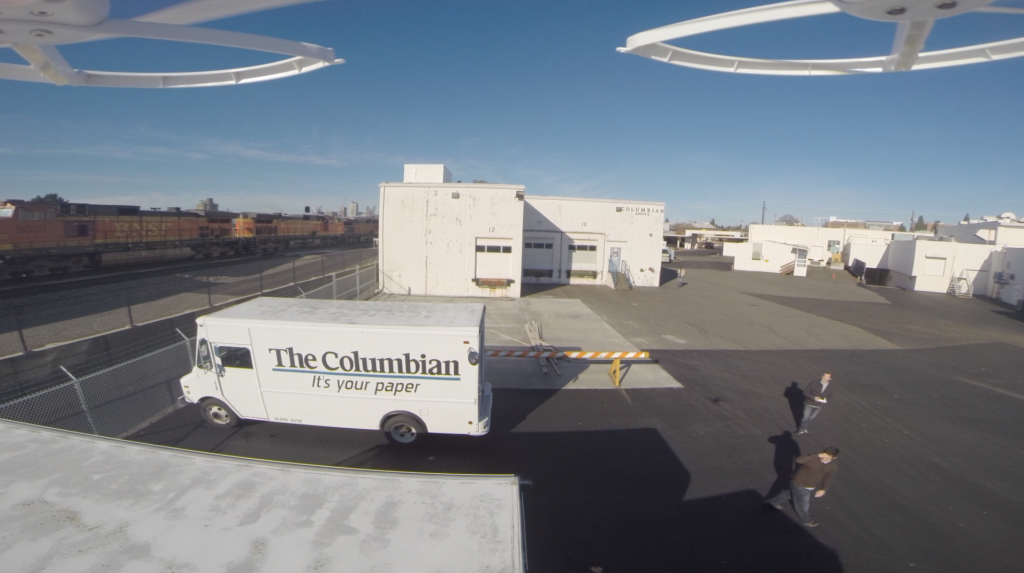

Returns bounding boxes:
[0,0,342,87]
[618,0,1024,75]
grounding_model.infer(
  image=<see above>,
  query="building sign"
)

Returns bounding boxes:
[616,206,664,216]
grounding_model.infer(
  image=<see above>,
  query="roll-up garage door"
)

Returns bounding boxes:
[475,238,513,279]
[567,240,598,278]
[523,234,556,278]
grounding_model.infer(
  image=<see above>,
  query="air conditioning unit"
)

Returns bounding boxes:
[994,272,1014,285]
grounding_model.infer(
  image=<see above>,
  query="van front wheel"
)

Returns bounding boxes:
[200,398,239,428]
[383,415,426,445]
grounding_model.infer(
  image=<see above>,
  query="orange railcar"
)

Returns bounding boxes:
[1,200,370,280]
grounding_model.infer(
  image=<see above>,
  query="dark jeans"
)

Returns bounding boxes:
[768,483,815,523]
[799,404,822,431]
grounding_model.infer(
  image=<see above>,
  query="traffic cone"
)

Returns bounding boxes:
[832,273,835,279]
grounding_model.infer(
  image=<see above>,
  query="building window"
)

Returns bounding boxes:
[752,243,763,260]
[478,244,512,254]
[827,240,840,254]
[923,257,946,276]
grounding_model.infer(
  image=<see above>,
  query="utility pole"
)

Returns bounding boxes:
[910,210,914,231]
[761,201,766,225]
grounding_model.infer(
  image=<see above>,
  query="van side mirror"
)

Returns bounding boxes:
[198,340,214,371]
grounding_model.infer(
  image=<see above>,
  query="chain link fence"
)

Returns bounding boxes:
[0,338,193,437]
[0,253,379,438]
[0,248,376,358]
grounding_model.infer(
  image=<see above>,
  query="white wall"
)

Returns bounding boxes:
[748,225,892,266]
[880,240,1001,293]
[847,242,888,269]
[991,248,1024,306]
[997,226,1024,247]
[379,183,525,298]
[525,196,665,287]
[729,240,802,273]
[936,220,1024,246]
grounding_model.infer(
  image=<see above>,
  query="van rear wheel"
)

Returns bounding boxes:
[383,415,426,445]
[200,398,239,428]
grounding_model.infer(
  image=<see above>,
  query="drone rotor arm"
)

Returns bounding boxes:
[75,19,336,62]
[885,20,935,72]
[620,0,1024,74]
[974,6,1024,15]
[12,43,85,85]
[0,62,54,84]
[78,56,335,87]
[133,0,327,26]
[622,0,840,50]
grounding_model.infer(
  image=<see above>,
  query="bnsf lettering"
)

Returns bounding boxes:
[113,222,172,238]
[270,347,460,377]
[15,225,47,234]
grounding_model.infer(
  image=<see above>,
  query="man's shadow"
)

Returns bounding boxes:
[783,381,806,431]
[765,431,801,500]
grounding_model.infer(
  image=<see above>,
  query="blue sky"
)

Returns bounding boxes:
[2,0,1022,226]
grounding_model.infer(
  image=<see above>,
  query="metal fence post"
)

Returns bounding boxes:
[321,255,325,277]
[292,261,297,285]
[60,366,98,435]
[125,287,135,327]
[259,267,264,293]
[206,275,213,307]
[355,262,361,300]
[332,272,337,300]
[176,328,195,367]
[12,305,30,354]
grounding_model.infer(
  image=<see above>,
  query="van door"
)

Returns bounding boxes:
[212,344,268,420]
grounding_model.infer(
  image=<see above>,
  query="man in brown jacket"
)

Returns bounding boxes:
[766,447,839,527]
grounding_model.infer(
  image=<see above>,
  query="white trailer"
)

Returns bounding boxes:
[0,419,527,572]
[180,297,492,444]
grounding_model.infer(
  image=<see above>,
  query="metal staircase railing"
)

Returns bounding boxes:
[621,261,635,289]
[947,270,973,298]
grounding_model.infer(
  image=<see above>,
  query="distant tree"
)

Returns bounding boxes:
[897,224,907,232]
[914,215,927,231]
[963,213,970,222]
[776,213,800,225]
[30,193,68,204]
[709,218,717,228]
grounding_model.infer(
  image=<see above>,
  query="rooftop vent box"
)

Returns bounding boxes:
[403,164,452,184]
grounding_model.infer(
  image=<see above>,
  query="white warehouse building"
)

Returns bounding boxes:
[723,217,1024,307]
[378,165,665,298]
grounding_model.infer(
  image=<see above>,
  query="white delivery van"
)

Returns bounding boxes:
[180,297,491,444]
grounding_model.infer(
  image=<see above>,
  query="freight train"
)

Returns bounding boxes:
[0,200,377,280]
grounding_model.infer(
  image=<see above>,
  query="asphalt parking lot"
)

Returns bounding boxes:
[133,261,1024,573]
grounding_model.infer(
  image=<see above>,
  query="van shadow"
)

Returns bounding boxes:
[131,403,842,572]
[485,348,616,390]
[358,428,841,573]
